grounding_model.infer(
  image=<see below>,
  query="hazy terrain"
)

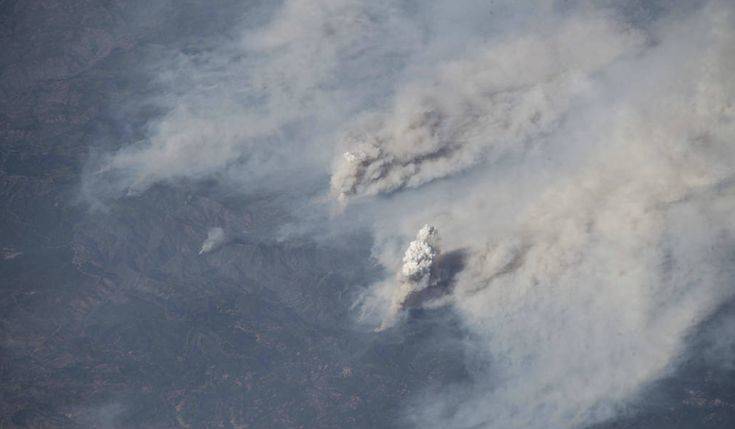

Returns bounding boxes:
[2,1,735,428]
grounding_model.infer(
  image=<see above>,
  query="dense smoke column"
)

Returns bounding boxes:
[378,224,440,330]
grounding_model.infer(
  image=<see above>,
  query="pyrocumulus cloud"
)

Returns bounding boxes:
[379,224,440,330]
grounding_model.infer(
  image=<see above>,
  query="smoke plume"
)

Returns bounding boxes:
[354,2,735,428]
[330,14,642,203]
[199,227,226,255]
[82,1,735,428]
[379,224,440,330]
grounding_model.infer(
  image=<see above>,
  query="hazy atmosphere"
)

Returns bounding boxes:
[2,0,735,428]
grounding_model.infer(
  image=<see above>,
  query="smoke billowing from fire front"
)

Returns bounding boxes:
[85,1,735,428]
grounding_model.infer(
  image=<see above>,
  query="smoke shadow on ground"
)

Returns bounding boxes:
[404,249,468,309]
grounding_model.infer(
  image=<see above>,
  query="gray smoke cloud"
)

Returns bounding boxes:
[355,2,735,428]
[82,1,735,428]
[83,0,422,202]
[330,13,642,203]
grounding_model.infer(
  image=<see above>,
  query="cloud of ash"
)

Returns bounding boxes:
[199,227,226,255]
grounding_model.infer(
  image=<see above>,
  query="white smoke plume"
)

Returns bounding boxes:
[199,227,226,255]
[330,14,642,203]
[379,224,440,330]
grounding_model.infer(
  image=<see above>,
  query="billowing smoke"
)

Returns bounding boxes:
[379,224,440,330]
[199,227,226,255]
[356,2,735,428]
[82,1,735,428]
[82,0,422,202]
[330,14,642,203]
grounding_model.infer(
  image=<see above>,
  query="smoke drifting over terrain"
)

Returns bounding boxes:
[83,0,735,428]
[84,0,422,201]
[330,15,641,202]
[199,227,226,255]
